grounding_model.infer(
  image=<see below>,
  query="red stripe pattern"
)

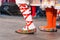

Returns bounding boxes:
[19,4,33,30]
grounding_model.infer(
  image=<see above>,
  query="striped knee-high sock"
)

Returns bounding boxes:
[19,4,35,30]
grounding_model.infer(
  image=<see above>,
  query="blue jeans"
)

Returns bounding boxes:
[36,6,45,17]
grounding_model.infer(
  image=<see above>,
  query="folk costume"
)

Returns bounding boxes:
[15,0,36,34]
[39,0,57,32]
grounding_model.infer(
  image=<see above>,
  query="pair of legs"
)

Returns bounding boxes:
[16,4,57,34]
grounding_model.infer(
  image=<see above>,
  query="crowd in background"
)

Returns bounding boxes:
[0,0,60,19]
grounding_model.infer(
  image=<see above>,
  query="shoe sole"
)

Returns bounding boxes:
[15,28,36,34]
[38,27,57,32]
[15,31,35,34]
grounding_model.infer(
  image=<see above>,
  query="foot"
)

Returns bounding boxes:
[15,28,36,34]
[39,26,57,32]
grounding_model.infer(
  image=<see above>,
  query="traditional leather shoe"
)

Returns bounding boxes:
[15,28,36,34]
[39,26,57,32]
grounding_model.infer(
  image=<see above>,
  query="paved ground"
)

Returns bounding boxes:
[0,15,60,40]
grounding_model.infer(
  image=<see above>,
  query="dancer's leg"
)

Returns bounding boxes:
[16,4,36,34]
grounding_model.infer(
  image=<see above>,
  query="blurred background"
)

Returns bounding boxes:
[0,0,46,17]
[0,0,21,16]
[0,0,60,18]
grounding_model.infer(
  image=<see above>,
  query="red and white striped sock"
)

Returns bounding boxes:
[19,4,35,30]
